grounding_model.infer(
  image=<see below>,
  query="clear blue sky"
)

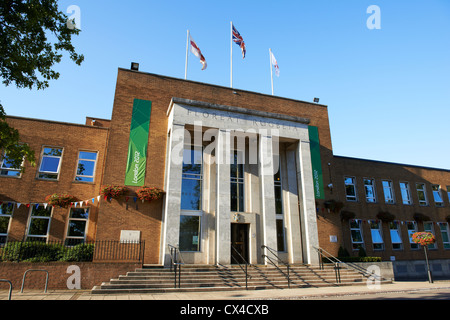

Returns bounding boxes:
[1,0,449,169]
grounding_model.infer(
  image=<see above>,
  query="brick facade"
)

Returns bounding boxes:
[1,68,449,266]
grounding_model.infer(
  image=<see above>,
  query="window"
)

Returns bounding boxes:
[350,219,364,250]
[38,147,63,180]
[364,178,376,203]
[400,182,412,205]
[75,151,98,182]
[407,221,419,250]
[447,186,450,204]
[65,207,89,245]
[389,221,403,250]
[27,205,52,242]
[1,152,23,177]
[416,183,428,206]
[0,203,14,245]
[431,185,444,207]
[274,159,285,252]
[382,180,395,204]
[231,150,244,212]
[181,146,203,211]
[424,222,437,250]
[344,176,357,202]
[179,145,203,252]
[439,223,450,249]
[370,220,384,250]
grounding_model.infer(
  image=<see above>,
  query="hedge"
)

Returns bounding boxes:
[0,242,94,262]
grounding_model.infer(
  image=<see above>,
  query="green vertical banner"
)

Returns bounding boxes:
[308,126,325,199]
[125,99,152,186]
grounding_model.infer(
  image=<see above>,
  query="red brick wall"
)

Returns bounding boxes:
[0,262,140,290]
[0,116,109,242]
[331,156,450,260]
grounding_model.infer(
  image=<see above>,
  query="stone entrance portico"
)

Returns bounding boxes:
[160,97,320,266]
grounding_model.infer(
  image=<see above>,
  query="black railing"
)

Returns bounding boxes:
[231,245,251,290]
[0,240,145,263]
[168,245,184,289]
[261,245,290,288]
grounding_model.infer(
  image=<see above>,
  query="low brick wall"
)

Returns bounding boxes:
[0,262,141,291]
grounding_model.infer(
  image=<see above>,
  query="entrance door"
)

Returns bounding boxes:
[231,223,249,264]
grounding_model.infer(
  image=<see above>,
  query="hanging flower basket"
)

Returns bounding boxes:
[323,200,344,213]
[413,213,431,222]
[340,210,356,221]
[45,194,77,208]
[101,185,126,200]
[376,211,396,222]
[136,187,165,202]
[412,232,436,246]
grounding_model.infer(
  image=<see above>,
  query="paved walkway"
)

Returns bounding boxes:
[1,281,450,300]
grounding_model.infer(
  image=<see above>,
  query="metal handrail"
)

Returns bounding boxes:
[0,279,13,300]
[313,246,384,282]
[230,245,251,290]
[21,269,49,293]
[168,244,184,288]
[261,245,290,288]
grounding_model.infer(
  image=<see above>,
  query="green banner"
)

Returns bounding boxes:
[125,99,152,186]
[308,126,325,199]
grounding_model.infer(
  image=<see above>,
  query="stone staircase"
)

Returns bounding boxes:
[91,264,391,294]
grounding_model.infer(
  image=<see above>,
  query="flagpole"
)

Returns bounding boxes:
[185,29,190,80]
[269,48,274,95]
[230,21,233,88]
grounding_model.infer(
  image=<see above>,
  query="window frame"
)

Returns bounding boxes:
[0,151,23,178]
[389,221,403,250]
[350,219,364,250]
[369,220,384,251]
[431,185,444,207]
[439,222,450,250]
[26,205,53,242]
[37,146,64,180]
[179,144,203,252]
[0,203,14,245]
[230,149,245,212]
[407,221,419,250]
[344,176,358,202]
[65,207,90,246]
[423,222,437,250]
[399,181,413,205]
[382,179,395,204]
[74,150,98,183]
[416,183,428,206]
[363,178,377,203]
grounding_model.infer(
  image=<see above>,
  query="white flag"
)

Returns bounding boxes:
[270,51,280,77]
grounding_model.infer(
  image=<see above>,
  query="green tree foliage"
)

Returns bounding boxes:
[0,0,84,89]
[0,0,84,169]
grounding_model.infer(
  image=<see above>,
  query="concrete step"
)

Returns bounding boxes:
[91,264,390,294]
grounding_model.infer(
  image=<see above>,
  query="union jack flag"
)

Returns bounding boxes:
[232,24,246,59]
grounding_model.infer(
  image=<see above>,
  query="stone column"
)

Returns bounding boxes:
[296,140,320,265]
[160,123,185,266]
[215,129,231,265]
[259,133,278,264]
[285,146,303,264]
